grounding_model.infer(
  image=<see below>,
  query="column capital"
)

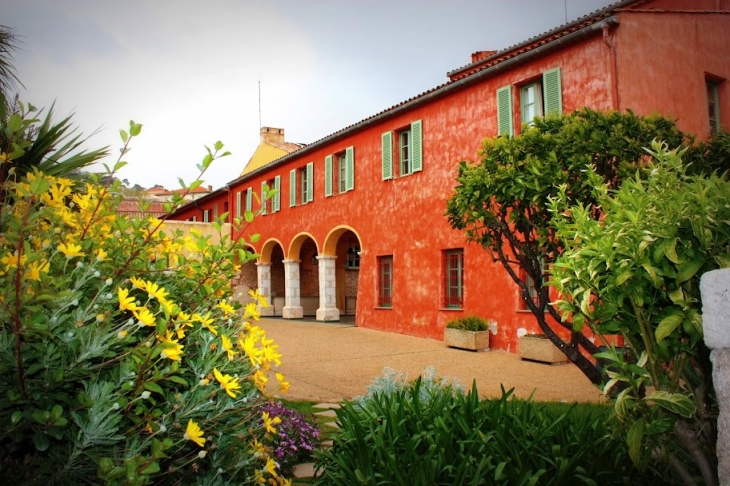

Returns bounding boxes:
[282,259,301,264]
[255,262,272,267]
[317,255,337,261]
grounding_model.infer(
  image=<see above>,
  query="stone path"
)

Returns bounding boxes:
[292,402,341,482]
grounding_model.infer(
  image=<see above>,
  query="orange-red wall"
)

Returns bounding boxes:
[173,4,729,352]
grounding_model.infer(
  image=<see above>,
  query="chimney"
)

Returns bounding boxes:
[260,127,285,144]
[471,50,497,63]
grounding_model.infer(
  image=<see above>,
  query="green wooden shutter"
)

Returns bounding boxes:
[245,187,252,212]
[306,162,314,202]
[289,169,297,207]
[236,191,242,218]
[325,155,333,197]
[543,67,562,117]
[496,85,513,136]
[411,120,423,172]
[345,146,354,191]
[273,175,281,212]
[261,181,267,215]
[382,131,393,180]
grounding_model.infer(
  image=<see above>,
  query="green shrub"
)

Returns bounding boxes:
[0,119,290,485]
[445,315,492,332]
[315,372,675,485]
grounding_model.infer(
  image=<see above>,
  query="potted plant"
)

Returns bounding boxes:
[519,334,568,364]
[444,316,495,352]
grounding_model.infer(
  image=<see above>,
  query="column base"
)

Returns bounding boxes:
[259,305,275,317]
[316,307,340,321]
[282,306,303,319]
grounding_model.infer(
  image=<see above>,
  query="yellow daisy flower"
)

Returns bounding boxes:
[216,300,236,316]
[276,372,290,394]
[213,368,241,398]
[145,280,169,301]
[221,335,236,360]
[58,241,84,259]
[133,307,156,326]
[261,411,281,434]
[160,342,184,361]
[194,312,218,336]
[184,419,206,447]
[264,457,278,477]
[117,287,138,312]
[26,260,50,281]
[243,302,261,321]
[96,248,108,261]
[129,276,146,291]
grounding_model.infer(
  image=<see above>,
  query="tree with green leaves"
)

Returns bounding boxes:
[550,141,726,485]
[445,109,695,385]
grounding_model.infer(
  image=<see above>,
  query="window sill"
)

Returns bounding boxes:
[439,307,463,312]
[374,306,392,310]
[516,309,548,314]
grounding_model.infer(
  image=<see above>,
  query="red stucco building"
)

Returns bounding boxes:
[170,0,730,353]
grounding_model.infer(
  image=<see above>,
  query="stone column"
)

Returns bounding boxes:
[316,255,339,321]
[700,268,730,485]
[282,259,303,319]
[256,262,275,317]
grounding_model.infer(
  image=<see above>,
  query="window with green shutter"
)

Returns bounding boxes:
[542,67,562,117]
[289,169,297,207]
[382,131,393,180]
[411,120,422,173]
[325,155,333,197]
[337,153,347,193]
[345,146,354,191]
[261,181,267,215]
[245,187,252,212]
[497,85,513,136]
[306,162,314,202]
[273,175,281,212]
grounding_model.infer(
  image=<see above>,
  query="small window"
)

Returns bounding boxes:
[399,129,412,176]
[203,209,209,223]
[442,249,464,308]
[378,256,393,307]
[235,191,242,219]
[520,258,548,310]
[708,81,720,135]
[345,245,360,269]
[213,204,218,219]
[301,167,309,204]
[338,152,347,193]
[521,82,543,126]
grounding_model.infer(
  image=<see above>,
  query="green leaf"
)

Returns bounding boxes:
[141,461,160,475]
[250,233,261,243]
[7,113,23,132]
[646,390,696,417]
[143,382,164,395]
[202,154,213,169]
[676,259,703,284]
[11,411,22,424]
[572,313,585,332]
[662,239,682,264]
[244,210,254,223]
[120,129,129,143]
[29,176,51,195]
[166,376,189,387]
[129,121,142,137]
[641,263,662,287]
[33,431,51,451]
[114,161,128,172]
[655,312,683,343]
[626,419,644,466]
[214,140,224,151]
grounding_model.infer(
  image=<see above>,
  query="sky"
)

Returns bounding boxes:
[5,0,617,190]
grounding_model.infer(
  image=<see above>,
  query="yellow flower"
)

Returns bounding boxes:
[253,370,268,392]
[184,419,206,447]
[129,276,146,290]
[194,312,218,336]
[216,300,236,316]
[133,307,156,326]
[213,368,241,398]
[26,260,50,281]
[221,335,236,360]
[243,302,261,321]
[251,437,266,455]
[96,248,108,261]
[159,297,176,317]
[248,289,268,307]
[264,457,278,477]
[117,287,138,312]
[118,330,128,338]
[276,372,290,394]
[145,280,169,301]
[239,335,263,367]
[261,411,281,434]
[1,251,27,269]
[58,241,84,259]
[160,342,184,361]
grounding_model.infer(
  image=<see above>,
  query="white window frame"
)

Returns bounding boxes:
[520,82,543,126]
[399,129,412,176]
[338,152,347,194]
[708,81,720,135]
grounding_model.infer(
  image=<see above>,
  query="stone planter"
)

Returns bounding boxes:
[444,328,490,352]
[519,335,567,364]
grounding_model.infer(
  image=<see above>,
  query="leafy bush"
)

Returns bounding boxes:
[258,401,320,477]
[0,118,290,485]
[446,315,492,332]
[315,371,674,485]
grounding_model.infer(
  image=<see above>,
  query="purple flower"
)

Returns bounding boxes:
[258,401,321,477]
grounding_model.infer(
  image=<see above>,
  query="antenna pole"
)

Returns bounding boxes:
[564,0,568,22]
[258,75,262,130]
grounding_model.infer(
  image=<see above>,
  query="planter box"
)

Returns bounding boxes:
[519,336,568,364]
[444,328,490,352]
